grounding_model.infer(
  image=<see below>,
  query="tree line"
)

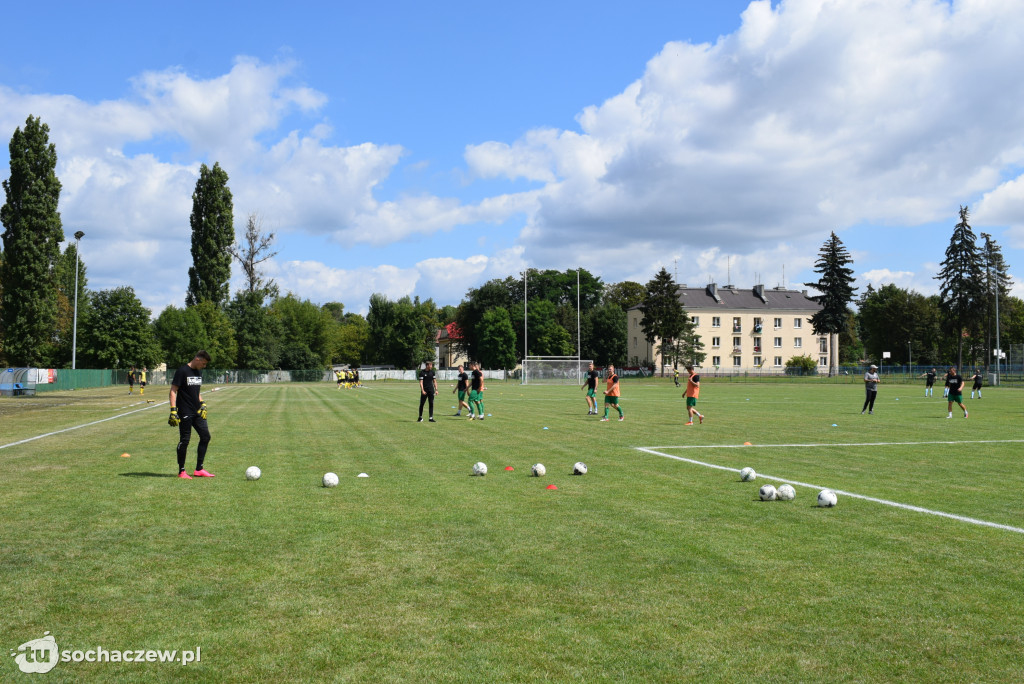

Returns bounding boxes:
[1,116,1020,373]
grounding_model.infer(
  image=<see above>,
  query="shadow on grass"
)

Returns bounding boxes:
[119,472,176,478]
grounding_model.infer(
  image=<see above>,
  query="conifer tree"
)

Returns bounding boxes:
[640,267,691,374]
[186,162,234,307]
[0,116,64,365]
[804,232,857,376]
[935,206,986,368]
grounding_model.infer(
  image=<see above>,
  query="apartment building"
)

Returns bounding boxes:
[626,283,834,371]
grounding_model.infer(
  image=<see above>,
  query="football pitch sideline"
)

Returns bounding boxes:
[2,380,1023,682]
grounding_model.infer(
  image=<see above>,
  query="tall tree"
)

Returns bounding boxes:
[0,116,64,366]
[979,232,1013,372]
[603,281,647,311]
[226,291,278,369]
[478,307,518,370]
[804,232,857,377]
[639,267,686,375]
[153,305,210,370]
[79,287,161,368]
[186,162,234,307]
[227,211,278,299]
[581,303,628,366]
[365,293,439,368]
[935,206,986,369]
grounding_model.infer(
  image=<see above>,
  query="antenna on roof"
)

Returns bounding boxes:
[727,256,731,287]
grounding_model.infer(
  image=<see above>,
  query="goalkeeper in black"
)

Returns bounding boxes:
[168,350,213,479]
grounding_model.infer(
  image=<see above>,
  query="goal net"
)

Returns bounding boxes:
[521,357,592,385]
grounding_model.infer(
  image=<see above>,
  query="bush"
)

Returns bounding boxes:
[785,354,819,376]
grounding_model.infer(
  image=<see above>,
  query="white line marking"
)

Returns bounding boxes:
[1,402,167,451]
[640,439,1024,449]
[635,446,1024,535]
[1,386,240,452]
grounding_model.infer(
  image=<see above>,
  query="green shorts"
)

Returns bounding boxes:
[469,390,482,403]
[587,388,596,398]
[604,396,619,406]
[686,397,697,407]
[458,390,467,401]
[948,392,963,403]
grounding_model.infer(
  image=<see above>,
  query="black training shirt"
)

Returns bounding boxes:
[420,368,436,394]
[457,372,469,391]
[171,364,203,415]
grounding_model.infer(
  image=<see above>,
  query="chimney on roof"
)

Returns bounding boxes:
[753,284,767,303]
[706,282,721,303]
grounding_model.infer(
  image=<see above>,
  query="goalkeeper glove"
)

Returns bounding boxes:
[168,408,180,427]
[198,402,208,420]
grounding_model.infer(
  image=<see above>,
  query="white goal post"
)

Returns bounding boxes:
[521,357,593,385]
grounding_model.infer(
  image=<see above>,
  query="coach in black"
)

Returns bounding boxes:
[418,360,438,423]
[169,350,214,479]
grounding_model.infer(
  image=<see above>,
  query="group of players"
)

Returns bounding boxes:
[334,368,361,389]
[920,366,985,418]
[126,366,148,395]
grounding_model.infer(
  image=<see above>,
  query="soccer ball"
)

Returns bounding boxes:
[573,462,588,475]
[777,484,796,501]
[817,489,838,507]
[739,467,756,482]
[472,462,487,476]
[245,466,261,481]
[531,463,546,477]
[322,472,339,488]
[759,484,777,501]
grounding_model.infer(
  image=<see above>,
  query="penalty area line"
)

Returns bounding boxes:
[634,446,1024,536]
[639,439,1024,450]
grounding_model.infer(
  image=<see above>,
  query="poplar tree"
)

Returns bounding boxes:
[936,206,985,368]
[0,116,64,366]
[804,232,857,376]
[186,162,234,307]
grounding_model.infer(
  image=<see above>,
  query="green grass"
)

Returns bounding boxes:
[2,379,1023,682]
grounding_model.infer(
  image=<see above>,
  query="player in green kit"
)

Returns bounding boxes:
[581,362,599,415]
[453,364,471,416]
[468,362,486,420]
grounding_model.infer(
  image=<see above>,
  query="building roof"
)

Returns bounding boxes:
[630,284,823,312]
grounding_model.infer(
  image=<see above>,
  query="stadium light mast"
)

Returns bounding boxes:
[523,267,528,384]
[72,230,85,370]
[576,268,581,360]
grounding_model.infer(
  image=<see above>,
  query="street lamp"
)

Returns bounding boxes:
[72,231,84,370]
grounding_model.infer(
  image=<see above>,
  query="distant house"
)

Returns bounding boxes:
[627,283,833,372]
[437,322,468,369]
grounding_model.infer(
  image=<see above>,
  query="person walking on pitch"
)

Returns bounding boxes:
[971,370,984,399]
[920,368,936,397]
[946,366,968,418]
[581,362,599,415]
[169,351,214,479]
[683,365,704,425]
[468,362,486,420]
[128,366,136,394]
[862,364,880,414]
[418,360,438,422]
[600,365,624,422]
[453,364,470,416]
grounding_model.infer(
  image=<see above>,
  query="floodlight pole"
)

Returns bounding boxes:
[72,231,85,370]
[523,267,528,384]
[995,280,1001,385]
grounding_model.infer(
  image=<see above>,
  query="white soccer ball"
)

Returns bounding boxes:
[245,466,261,481]
[759,484,778,501]
[322,472,339,488]
[817,489,838,507]
[472,462,487,476]
[739,467,756,482]
[531,463,546,477]
[777,484,796,501]
[573,462,588,475]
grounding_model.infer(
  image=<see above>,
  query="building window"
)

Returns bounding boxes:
[732,317,741,333]
[820,356,828,366]
[733,356,742,367]
[753,337,761,353]
[819,337,828,353]
[794,318,802,329]
[712,336,721,347]
[774,356,783,367]
[794,337,802,348]
[753,356,762,366]
[774,317,782,329]
[712,355,721,366]
[733,336,741,347]
[633,337,637,347]
[712,316,721,328]
[691,316,699,326]
[774,337,782,348]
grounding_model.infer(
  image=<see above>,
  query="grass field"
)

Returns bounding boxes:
[2,378,1023,682]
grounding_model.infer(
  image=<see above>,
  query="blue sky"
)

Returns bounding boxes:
[2,0,1023,316]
